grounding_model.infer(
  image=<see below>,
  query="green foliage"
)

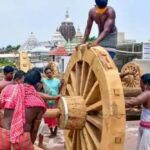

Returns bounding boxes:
[5,45,20,53]
[0,58,16,67]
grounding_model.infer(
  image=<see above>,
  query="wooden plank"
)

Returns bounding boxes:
[124,87,141,97]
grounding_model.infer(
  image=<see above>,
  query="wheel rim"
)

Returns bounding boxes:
[62,45,125,150]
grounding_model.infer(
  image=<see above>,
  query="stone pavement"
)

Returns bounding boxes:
[35,121,139,150]
[124,121,139,150]
[35,129,65,150]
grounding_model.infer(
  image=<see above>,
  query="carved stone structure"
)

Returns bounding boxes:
[18,51,31,72]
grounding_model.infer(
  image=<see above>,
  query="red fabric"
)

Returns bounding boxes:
[0,127,34,150]
[49,47,68,56]
[0,84,46,144]
[140,121,150,128]
[44,107,58,127]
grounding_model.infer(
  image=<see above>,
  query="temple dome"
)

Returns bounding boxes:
[51,28,66,46]
[59,11,76,42]
[75,27,82,40]
[19,32,39,51]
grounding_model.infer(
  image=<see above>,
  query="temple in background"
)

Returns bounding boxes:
[18,11,83,70]
[13,11,145,72]
[19,10,83,53]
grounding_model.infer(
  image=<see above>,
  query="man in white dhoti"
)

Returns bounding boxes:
[126,73,150,150]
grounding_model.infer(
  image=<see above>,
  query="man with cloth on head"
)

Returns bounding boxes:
[76,0,117,58]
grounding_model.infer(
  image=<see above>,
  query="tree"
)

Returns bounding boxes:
[5,45,20,53]
[0,58,16,67]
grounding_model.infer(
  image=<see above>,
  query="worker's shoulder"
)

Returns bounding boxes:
[89,7,95,15]
[107,6,116,14]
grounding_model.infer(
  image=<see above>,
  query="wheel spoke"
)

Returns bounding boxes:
[83,67,96,98]
[70,71,77,95]
[87,115,102,130]
[76,131,82,150]
[80,131,86,150]
[85,81,99,104]
[68,130,74,139]
[83,67,92,98]
[80,62,88,95]
[64,131,73,150]
[72,131,77,150]
[67,84,74,96]
[83,127,95,150]
[85,122,100,149]
[75,62,82,95]
[87,101,102,112]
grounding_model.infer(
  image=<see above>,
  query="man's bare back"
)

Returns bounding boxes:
[0,107,44,143]
[0,108,44,131]
[89,6,116,35]
[0,80,13,93]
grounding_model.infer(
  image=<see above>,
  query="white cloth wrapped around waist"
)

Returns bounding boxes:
[140,107,150,128]
[138,127,150,150]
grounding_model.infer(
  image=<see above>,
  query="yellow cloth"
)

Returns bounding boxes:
[96,7,107,14]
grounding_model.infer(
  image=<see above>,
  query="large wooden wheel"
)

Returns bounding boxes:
[62,45,126,150]
[121,62,142,88]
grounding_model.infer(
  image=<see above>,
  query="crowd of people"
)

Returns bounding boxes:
[0,64,63,150]
[1,66,150,150]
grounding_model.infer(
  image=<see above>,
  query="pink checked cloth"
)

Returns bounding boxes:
[0,84,46,143]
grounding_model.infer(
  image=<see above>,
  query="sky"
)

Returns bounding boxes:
[0,0,150,47]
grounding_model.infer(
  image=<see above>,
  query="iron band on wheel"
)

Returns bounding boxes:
[61,96,69,127]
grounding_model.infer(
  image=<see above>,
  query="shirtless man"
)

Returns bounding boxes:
[0,69,59,149]
[77,0,117,58]
[0,66,14,121]
[0,66,14,93]
[126,73,150,150]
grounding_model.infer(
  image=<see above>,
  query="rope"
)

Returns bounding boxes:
[114,49,142,54]
[107,48,142,54]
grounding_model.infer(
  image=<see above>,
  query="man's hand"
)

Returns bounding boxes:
[55,95,61,101]
[87,41,99,49]
[75,43,82,51]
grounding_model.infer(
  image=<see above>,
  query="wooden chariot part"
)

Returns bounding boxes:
[19,51,31,72]
[58,96,87,129]
[121,62,142,97]
[60,44,126,150]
